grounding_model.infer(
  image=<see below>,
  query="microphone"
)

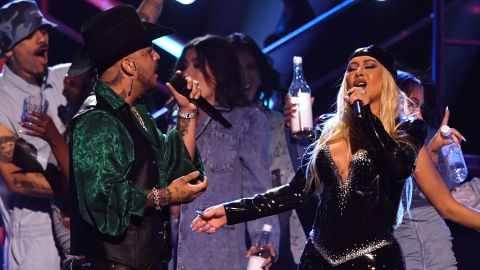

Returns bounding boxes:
[170,74,232,128]
[352,82,366,119]
[353,100,363,119]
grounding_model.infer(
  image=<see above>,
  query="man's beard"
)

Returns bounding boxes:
[137,70,155,93]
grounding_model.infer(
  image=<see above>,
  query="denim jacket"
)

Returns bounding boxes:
[174,106,280,270]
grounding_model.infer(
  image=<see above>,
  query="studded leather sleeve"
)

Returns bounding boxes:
[358,104,427,180]
[224,162,311,225]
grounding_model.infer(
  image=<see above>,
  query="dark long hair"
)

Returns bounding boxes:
[226,32,284,108]
[175,35,249,108]
[397,70,436,125]
[397,71,422,97]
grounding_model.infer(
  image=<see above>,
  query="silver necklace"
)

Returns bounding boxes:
[130,105,148,132]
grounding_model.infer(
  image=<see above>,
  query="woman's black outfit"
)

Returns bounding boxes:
[224,106,426,269]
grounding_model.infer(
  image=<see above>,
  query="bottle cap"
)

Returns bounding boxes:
[293,56,302,65]
[262,224,272,232]
[440,125,451,137]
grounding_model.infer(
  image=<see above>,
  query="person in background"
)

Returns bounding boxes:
[170,34,279,270]
[393,71,480,270]
[0,1,68,269]
[192,45,427,269]
[227,32,305,269]
[8,1,169,269]
[68,5,207,270]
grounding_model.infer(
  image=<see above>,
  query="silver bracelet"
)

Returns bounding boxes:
[152,187,161,211]
[177,110,198,119]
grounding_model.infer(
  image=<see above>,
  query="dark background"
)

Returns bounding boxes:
[1,1,479,268]
[3,0,479,157]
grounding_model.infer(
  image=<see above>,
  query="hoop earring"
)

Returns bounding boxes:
[128,73,135,96]
[128,61,137,96]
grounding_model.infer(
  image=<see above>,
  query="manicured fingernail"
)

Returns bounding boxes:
[195,210,204,215]
[446,106,449,111]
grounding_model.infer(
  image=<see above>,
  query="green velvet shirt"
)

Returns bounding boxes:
[72,81,203,236]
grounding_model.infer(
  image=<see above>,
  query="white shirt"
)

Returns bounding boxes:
[0,63,69,241]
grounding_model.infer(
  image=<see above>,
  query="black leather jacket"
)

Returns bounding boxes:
[224,105,426,266]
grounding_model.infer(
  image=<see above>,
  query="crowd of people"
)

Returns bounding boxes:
[0,1,479,270]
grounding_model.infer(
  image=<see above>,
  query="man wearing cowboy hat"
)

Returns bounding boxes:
[68,5,207,270]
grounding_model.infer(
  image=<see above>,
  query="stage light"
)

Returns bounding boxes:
[152,107,169,119]
[85,0,119,10]
[153,36,185,58]
[176,0,196,5]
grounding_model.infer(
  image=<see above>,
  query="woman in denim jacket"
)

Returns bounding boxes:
[169,35,279,270]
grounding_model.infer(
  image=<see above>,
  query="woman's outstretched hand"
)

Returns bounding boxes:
[191,204,227,234]
[427,107,466,163]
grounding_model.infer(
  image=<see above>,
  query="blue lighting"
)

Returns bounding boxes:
[263,0,358,54]
[176,0,196,4]
[152,107,169,119]
[153,36,185,58]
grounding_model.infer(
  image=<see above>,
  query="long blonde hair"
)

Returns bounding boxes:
[305,65,412,191]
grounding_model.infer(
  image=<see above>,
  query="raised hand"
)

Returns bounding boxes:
[344,86,370,106]
[427,107,466,163]
[284,94,314,128]
[20,111,63,143]
[284,95,296,128]
[165,70,202,113]
[19,111,70,184]
[191,204,227,234]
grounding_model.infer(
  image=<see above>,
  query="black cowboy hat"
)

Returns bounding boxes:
[68,5,175,77]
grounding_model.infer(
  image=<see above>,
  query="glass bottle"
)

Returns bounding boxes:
[288,56,313,139]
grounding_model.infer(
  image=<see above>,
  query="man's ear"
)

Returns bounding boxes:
[4,50,13,58]
[120,58,136,76]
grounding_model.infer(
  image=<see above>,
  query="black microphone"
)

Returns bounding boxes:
[353,100,363,119]
[352,83,366,119]
[170,74,232,128]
